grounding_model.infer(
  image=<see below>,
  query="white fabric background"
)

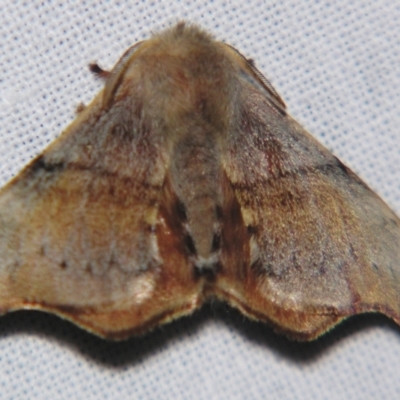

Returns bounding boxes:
[0,1,399,399]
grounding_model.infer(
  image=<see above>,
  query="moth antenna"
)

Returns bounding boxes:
[88,62,111,79]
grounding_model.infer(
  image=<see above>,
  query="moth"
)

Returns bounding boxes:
[0,22,399,341]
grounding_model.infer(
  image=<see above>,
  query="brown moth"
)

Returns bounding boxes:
[0,22,399,341]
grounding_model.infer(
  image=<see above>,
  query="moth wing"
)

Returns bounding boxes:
[0,90,202,339]
[218,84,400,340]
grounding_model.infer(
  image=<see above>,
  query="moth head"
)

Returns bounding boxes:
[101,23,242,133]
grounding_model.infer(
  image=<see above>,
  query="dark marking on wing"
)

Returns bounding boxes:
[247,225,257,235]
[85,263,93,275]
[30,156,65,174]
[225,195,245,226]
[348,243,357,261]
[175,200,188,222]
[194,261,222,281]
[211,232,221,252]
[24,158,162,193]
[183,234,197,256]
[250,258,265,277]
[215,204,223,221]
[318,253,328,275]
[230,161,370,191]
